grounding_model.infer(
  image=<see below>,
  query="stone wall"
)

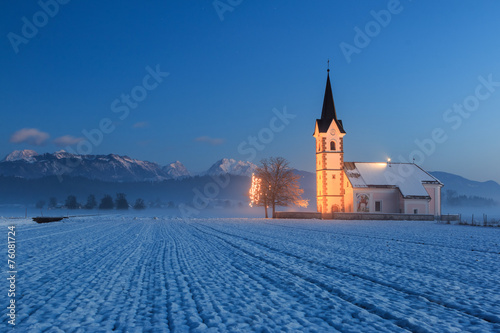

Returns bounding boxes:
[331,212,436,221]
[273,212,322,219]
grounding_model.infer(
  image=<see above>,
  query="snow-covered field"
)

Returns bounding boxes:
[1,216,499,332]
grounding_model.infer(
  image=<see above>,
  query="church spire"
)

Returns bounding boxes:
[320,69,338,122]
[316,62,345,134]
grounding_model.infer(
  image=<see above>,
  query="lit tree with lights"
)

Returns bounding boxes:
[250,157,307,218]
[249,173,262,207]
[249,172,270,218]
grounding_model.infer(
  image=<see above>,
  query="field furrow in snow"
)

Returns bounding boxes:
[1,216,498,332]
[193,220,500,323]
[190,221,497,332]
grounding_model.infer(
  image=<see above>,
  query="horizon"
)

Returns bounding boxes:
[3,148,499,186]
[2,1,499,183]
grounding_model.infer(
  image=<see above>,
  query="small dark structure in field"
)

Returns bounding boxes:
[33,217,67,223]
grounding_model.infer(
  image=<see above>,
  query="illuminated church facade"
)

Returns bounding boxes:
[314,70,442,217]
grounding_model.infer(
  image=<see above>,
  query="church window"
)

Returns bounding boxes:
[330,141,336,151]
[375,201,382,212]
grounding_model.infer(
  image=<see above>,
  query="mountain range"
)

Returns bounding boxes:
[0,150,499,207]
[0,150,255,182]
[430,171,500,203]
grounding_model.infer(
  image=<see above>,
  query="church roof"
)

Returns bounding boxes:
[344,162,443,198]
[316,72,345,133]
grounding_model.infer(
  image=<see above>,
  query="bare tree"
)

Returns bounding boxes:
[251,157,307,218]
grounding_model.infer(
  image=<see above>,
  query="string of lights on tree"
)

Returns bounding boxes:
[249,173,262,207]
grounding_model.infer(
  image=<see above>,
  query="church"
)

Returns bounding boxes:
[314,69,443,217]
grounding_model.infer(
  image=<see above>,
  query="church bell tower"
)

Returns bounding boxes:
[313,67,346,214]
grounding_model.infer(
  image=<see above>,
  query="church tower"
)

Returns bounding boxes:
[313,68,346,215]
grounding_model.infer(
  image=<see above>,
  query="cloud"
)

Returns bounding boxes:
[53,135,84,147]
[10,128,49,146]
[133,121,149,128]
[194,136,225,146]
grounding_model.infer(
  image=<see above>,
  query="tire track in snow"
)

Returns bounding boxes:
[193,222,500,331]
[130,230,169,332]
[164,221,207,331]
[173,224,225,331]
[181,223,335,331]
[179,222,352,331]
[191,222,422,332]
[230,221,500,314]
[7,218,498,332]
[266,222,500,255]
[256,222,500,319]
[182,222,405,332]
[18,221,124,277]
[16,221,146,330]
[0,219,107,246]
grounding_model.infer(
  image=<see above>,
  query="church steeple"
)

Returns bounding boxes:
[313,64,347,216]
[316,66,345,134]
[320,71,338,122]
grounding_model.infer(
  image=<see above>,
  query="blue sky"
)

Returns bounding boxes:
[1,0,499,182]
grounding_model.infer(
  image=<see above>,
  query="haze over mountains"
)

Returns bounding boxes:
[0,150,499,208]
[0,150,255,181]
[0,151,262,207]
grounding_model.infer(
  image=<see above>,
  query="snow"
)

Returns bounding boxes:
[346,162,442,197]
[205,158,257,177]
[163,161,191,179]
[3,150,38,162]
[1,216,499,332]
[53,150,76,160]
[1,150,262,181]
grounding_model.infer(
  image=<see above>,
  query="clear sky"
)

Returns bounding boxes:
[1,0,499,182]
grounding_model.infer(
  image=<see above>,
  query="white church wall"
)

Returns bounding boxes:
[404,199,429,214]
[353,188,400,213]
[371,188,400,213]
[424,183,442,216]
[344,176,353,212]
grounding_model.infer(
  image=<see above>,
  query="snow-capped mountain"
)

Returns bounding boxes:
[0,151,260,181]
[204,158,257,177]
[0,150,173,182]
[163,161,191,179]
[3,149,38,162]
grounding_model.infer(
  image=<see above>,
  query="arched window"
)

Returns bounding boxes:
[330,141,336,151]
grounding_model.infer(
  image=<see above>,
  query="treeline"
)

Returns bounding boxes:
[444,190,497,207]
[35,193,146,210]
[0,174,253,205]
